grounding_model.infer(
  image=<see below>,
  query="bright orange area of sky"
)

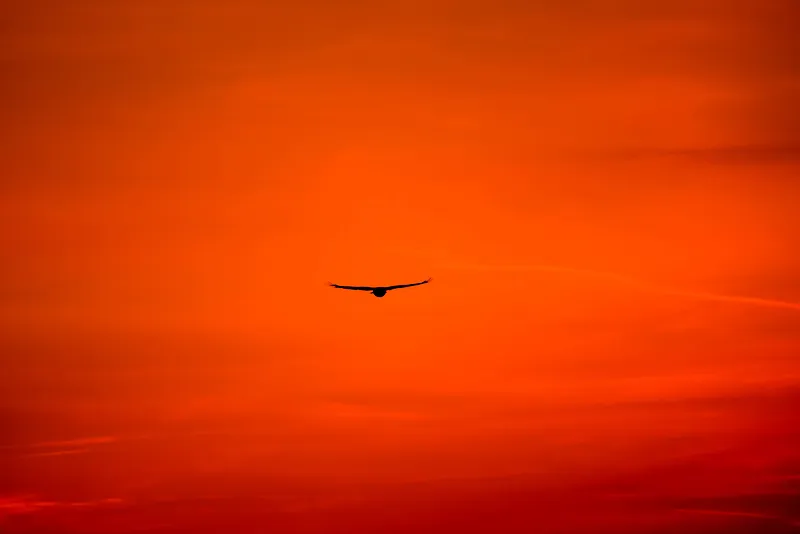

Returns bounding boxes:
[2,1,799,533]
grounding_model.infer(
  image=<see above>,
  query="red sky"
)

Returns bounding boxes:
[1,1,799,532]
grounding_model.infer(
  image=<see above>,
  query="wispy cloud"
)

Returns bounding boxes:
[580,144,800,166]
[2,435,119,459]
[5,435,145,460]
[674,508,785,520]
[435,263,800,312]
[673,507,800,528]
[0,495,125,520]
[28,436,118,449]
[22,448,92,458]
[318,401,426,422]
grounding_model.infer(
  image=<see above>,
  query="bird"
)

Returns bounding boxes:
[328,277,432,298]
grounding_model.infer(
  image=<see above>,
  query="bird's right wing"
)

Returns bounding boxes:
[385,277,432,291]
[329,283,374,291]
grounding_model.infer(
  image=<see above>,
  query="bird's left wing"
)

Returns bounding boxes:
[329,283,374,291]
[385,277,432,291]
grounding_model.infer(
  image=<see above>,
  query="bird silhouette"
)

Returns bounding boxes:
[328,277,432,298]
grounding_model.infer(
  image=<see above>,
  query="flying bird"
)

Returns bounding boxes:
[328,278,432,298]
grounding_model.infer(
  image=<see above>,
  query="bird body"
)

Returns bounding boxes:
[329,278,431,298]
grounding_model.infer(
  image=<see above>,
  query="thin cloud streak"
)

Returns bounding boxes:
[1,436,120,454]
[575,144,800,166]
[29,436,118,449]
[673,508,796,525]
[0,496,125,519]
[435,263,800,312]
[22,448,92,458]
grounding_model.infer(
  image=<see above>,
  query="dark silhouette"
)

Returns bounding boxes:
[328,278,432,298]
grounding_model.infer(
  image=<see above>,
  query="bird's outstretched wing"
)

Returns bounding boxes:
[329,283,375,291]
[385,277,432,291]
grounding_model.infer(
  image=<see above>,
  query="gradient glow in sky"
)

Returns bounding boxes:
[2,1,799,532]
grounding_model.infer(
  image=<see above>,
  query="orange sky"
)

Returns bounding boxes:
[1,1,799,532]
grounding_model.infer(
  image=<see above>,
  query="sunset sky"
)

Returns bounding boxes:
[2,1,799,532]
